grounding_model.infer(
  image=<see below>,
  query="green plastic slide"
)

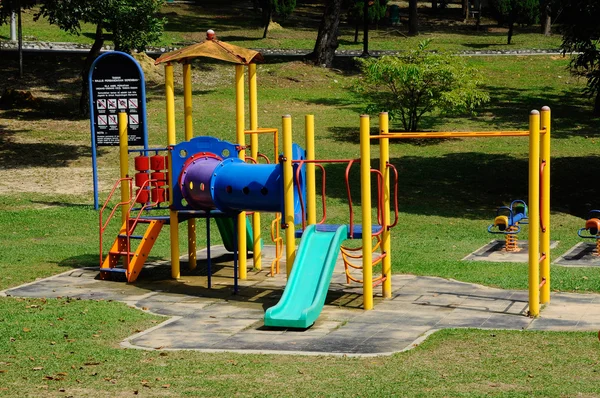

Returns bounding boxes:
[215,216,257,252]
[264,224,348,328]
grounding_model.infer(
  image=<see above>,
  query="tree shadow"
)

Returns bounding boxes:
[57,254,100,269]
[311,152,599,221]
[482,85,599,136]
[0,138,98,169]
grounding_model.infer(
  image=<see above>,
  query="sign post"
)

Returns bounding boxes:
[89,51,149,209]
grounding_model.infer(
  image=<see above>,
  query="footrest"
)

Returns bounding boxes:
[117,234,144,240]
[99,268,127,273]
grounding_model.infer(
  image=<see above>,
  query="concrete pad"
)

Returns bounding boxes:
[553,242,600,267]
[463,240,559,263]
[5,244,600,357]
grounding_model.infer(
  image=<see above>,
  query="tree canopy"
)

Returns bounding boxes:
[559,0,600,115]
[36,0,165,53]
[356,40,490,131]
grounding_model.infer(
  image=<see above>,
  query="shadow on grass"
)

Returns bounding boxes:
[58,254,100,269]
[0,139,98,169]
[31,201,94,209]
[314,152,600,221]
[482,85,598,136]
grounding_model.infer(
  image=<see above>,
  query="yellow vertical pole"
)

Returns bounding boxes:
[528,109,541,317]
[235,64,247,279]
[379,112,392,299]
[305,114,317,226]
[282,115,296,277]
[248,63,261,271]
[360,115,373,310]
[118,112,129,228]
[165,63,180,279]
[183,61,197,271]
[540,106,551,304]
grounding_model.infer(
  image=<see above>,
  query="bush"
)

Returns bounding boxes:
[355,40,490,132]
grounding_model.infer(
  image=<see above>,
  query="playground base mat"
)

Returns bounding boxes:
[554,242,600,268]
[462,239,559,263]
[4,245,600,356]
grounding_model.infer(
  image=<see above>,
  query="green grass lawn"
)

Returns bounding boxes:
[2,34,600,395]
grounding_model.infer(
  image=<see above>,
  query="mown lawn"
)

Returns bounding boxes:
[2,33,600,396]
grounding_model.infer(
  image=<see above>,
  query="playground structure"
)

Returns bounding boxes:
[487,200,529,252]
[99,31,398,329]
[578,210,600,256]
[97,31,553,324]
[360,108,551,317]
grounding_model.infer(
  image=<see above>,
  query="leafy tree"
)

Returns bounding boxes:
[560,0,600,115]
[355,40,490,131]
[307,0,342,68]
[35,0,165,114]
[258,0,296,39]
[489,0,539,44]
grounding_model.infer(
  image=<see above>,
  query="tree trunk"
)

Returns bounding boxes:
[462,0,469,21]
[17,3,23,79]
[307,0,342,68]
[594,90,600,116]
[262,4,272,39]
[507,20,514,44]
[408,0,418,36]
[541,0,551,36]
[362,0,369,56]
[80,23,105,116]
[432,0,437,11]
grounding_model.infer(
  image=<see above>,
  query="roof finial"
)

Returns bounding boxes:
[206,29,215,40]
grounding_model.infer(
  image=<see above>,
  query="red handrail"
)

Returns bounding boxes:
[99,177,133,267]
[540,160,546,233]
[387,163,400,229]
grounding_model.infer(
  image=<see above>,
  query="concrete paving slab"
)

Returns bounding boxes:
[554,242,600,267]
[463,240,559,262]
[4,245,600,357]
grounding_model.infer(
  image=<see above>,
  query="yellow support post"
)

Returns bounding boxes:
[379,112,392,299]
[540,106,551,304]
[118,112,129,229]
[305,114,317,226]
[235,64,247,279]
[360,115,373,310]
[282,115,296,277]
[165,62,180,279]
[528,110,541,317]
[183,61,197,271]
[248,63,261,270]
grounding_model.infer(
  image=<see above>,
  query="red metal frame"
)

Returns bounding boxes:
[540,160,546,233]
[99,177,162,269]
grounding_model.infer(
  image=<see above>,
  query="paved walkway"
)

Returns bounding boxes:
[0,40,563,58]
[3,245,600,357]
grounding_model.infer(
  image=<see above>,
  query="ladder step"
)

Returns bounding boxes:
[118,234,144,240]
[109,251,135,256]
[99,268,127,273]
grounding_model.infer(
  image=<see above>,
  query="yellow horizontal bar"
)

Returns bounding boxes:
[244,128,278,135]
[373,130,538,139]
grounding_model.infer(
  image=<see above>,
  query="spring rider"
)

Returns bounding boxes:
[487,200,528,252]
[578,210,600,256]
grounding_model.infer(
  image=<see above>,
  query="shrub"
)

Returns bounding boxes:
[355,40,490,131]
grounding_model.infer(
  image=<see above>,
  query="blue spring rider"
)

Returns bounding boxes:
[487,200,528,251]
